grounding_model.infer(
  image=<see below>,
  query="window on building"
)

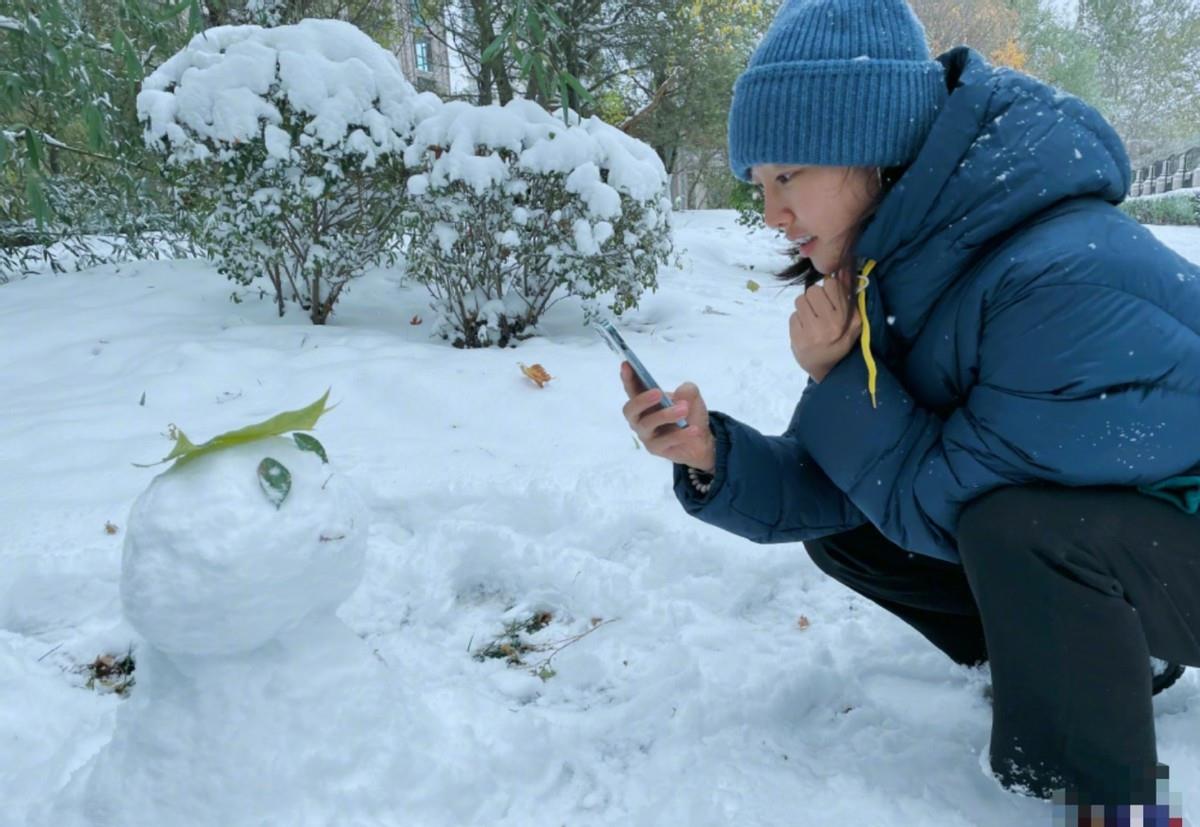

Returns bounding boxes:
[410,0,424,27]
[414,37,430,73]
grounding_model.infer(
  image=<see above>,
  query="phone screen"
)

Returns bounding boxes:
[594,319,687,429]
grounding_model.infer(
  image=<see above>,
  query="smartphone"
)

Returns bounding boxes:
[593,318,688,429]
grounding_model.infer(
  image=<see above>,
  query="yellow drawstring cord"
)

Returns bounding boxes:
[856,259,878,409]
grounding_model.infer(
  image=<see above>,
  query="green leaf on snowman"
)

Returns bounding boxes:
[257,458,292,509]
[135,389,334,469]
[293,432,328,463]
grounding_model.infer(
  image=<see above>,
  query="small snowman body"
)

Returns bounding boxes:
[46,437,433,826]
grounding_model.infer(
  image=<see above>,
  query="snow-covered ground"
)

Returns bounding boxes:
[1,212,1197,826]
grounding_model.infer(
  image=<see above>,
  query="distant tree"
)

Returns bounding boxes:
[1007,0,1101,105]
[416,0,774,174]
[201,0,402,40]
[616,0,774,182]
[911,0,1023,62]
[414,0,602,111]
[1076,0,1200,157]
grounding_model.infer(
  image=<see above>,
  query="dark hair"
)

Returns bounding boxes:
[774,164,908,290]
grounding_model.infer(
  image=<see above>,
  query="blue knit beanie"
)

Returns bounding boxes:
[728,0,948,181]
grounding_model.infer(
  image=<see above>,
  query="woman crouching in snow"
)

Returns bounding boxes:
[617,0,1200,817]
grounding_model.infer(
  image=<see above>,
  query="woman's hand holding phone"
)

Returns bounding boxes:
[620,361,716,474]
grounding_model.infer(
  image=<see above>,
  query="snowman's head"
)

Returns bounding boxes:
[121,436,368,657]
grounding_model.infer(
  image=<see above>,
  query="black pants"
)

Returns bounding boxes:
[803,485,1200,805]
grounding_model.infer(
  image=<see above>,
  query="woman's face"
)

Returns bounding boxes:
[751,164,877,275]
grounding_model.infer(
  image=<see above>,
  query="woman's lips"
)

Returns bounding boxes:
[799,236,817,257]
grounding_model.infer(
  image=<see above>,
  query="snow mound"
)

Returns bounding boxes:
[137,18,439,164]
[404,99,668,208]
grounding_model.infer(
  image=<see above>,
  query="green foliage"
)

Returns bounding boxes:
[1075,0,1200,154]
[1009,0,1102,104]
[1,0,412,281]
[0,0,203,280]
[423,0,774,202]
[479,0,594,122]
[204,0,405,45]
[471,610,613,683]
[293,433,329,464]
[136,390,333,469]
[731,180,764,228]
[1120,193,1200,226]
[257,458,293,510]
[618,0,775,188]
[473,611,554,664]
[590,89,629,126]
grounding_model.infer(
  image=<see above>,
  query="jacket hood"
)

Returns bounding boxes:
[856,47,1132,347]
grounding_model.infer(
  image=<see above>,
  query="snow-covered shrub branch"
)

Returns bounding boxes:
[403,99,673,348]
[137,19,438,324]
[228,0,287,27]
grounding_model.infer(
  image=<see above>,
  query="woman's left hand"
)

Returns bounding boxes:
[789,269,862,382]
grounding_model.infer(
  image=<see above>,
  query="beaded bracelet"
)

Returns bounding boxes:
[687,465,714,495]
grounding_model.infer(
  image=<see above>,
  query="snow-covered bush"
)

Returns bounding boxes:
[403,99,673,348]
[137,19,438,324]
[1121,191,1200,227]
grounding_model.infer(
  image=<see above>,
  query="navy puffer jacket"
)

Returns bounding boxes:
[675,48,1200,562]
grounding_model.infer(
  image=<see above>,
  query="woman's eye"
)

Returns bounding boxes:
[776,171,796,186]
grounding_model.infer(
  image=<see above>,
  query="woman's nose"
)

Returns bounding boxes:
[761,190,789,230]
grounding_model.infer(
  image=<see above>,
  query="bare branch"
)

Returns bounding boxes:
[619,66,681,135]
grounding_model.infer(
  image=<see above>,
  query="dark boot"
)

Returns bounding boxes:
[1151,659,1187,695]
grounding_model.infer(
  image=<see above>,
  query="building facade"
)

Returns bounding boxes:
[394,0,451,96]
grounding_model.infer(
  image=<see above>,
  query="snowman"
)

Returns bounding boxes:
[42,396,440,826]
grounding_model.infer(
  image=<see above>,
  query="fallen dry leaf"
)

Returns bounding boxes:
[410,314,422,325]
[104,521,119,535]
[519,362,553,388]
[746,279,760,293]
[80,649,136,695]
[797,615,810,630]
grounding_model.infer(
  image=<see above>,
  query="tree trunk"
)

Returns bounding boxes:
[267,263,286,317]
[470,0,514,105]
[562,38,582,113]
[477,62,494,105]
